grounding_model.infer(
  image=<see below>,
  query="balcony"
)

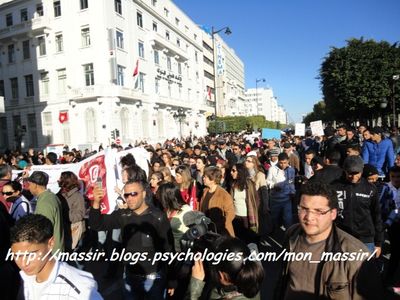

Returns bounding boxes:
[148,32,188,62]
[0,17,51,42]
[69,85,143,101]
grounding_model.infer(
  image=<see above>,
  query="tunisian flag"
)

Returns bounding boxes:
[59,111,69,123]
[133,59,139,77]
[207,86,212,100]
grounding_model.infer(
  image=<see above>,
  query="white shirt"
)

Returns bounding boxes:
[21,260,103,300]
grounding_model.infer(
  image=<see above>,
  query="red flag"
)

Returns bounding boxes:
[133,59,139,77]
[59,111,69,123]
[207,86,212,100]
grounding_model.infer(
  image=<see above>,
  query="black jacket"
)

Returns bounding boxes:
[309,164,343,185]
[332,177,384,246]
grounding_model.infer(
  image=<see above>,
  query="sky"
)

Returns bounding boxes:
[173,0,400,123]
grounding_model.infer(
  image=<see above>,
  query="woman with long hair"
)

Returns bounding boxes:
[230,163,260,243]
[150,171,164,194]
[58,171,86,251]
[190,237,264,299]
[175,165,198,210]
[159,166,174,183]
[2,180,31,221]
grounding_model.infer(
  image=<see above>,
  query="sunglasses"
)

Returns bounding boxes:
[231,169,237,173]
[2,191,14,196]
[123,191,139,198]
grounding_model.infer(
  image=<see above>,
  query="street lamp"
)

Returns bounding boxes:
[256,78,266,115]
[392,75,400,128]
[173,108,186,138]
[211,26,232,117]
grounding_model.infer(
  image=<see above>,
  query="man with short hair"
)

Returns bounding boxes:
[27,171,65,253]
[89,179,175,299]
[45,152,58,165]
[277,181,382,299]
[10,214,102,299]
[332,156,384,256]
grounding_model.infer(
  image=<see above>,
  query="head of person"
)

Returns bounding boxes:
[362,164,379,184]
[370,127,383,143]
[159,166,173,183]
[45,152,58,165]
[123,180,148,213]
[172,158,180,170]
[298,182,338,243]
[282,143,292,154]
[346,143,361,157]
[337,125,347,137]
[27,171,49,196]
[304,149,315,166]
[216,159,229,177]
[210,237,264,298]
[149,171,164,189]
[203,166,222,188]
[277,152,289,170]
[122,165,147,184]
[157,182,186,212]
[193,145,202,156]
[268,148,280,162]
[346,128,356,140]
[120,153,136,169]
[10,214,54,277]
[196,156,207,172]
[189,156,197,167]
[175,165,192,189]
[324,126,336,138]
[396,153,400,167]
[58,171,79,192]
[311,156,325,172]
[245,155,263,173]
[230,163,248,191]
[0,163,12,180]
[343,155,364,184]
[152,159,164,173]
[161,152,172,166]
[217,139,226,150]
[2,180,22,202]
[358,124,367,134]
[231,143,242,156]
[389,166,400,189]
[65,151,75,162]
[325,150,341,165]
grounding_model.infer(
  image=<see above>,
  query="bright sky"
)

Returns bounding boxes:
[173,0,400,123]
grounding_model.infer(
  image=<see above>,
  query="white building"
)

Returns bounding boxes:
[245,87,287,124]
[0,0,214,150]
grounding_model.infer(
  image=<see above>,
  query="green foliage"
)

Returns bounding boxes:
[318,38,400,123]
[207,115,287,134]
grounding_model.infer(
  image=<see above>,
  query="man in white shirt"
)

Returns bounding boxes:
[10,214,102,300]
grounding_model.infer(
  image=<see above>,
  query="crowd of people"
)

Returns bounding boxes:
[1,123,400,299]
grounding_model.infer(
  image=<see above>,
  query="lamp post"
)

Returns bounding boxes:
[392,75,400,128]
[255,78,266,115]
[211,26,231,117]
[173,108,186,138]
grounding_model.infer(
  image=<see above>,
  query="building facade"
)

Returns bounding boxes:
[0,0,216,150]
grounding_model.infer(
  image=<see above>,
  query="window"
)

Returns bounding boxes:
[40,72,49,95]
[168,82,171,97]
[152,0,157,6]
[167,57,171,70]
[194,34,197,41]
[0,80,4,97]
[20,8,28,22]
[195,51,198,62]
[80,0,88,10]
[36,3,44,16]
[27,113,38,147]
[115,0,122,15]
[178,62,182,75]
[25,75,34,97]
[43,112,52,127]
[138,73,144,92]
[165,31,170,40]
[6,13,13,27]
[10,78,18,99]
[137,12,143,28]
[57,69,66,93]
[138,41,144,58]
[116,30,124,49]
[175,18,180,26]
[54,1,61,17]
[8,44,15,63]
[154,50,159,65]
[164,8,169,17]
[84,63,94,86]
[38,36,46,56]
[22,40,30,59]
[176,38,180,47]
[55,33,63,52]
[117,65,124,86]
[155,78,159,94]
[152,22,157,32]
[81,27,90,47]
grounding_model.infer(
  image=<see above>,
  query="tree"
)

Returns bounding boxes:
[319,38,400,123]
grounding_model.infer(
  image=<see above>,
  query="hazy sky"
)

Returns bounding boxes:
[173,0,400,122]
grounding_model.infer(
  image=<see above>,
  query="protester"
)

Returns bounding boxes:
[2,180,31,221]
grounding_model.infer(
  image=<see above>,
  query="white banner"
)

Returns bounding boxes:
[310,120,324,136]
[295,123,305,136]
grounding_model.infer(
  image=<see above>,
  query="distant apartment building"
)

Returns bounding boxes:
[0,0,217,150]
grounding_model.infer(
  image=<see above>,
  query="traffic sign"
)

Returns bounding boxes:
[115,138,121,145]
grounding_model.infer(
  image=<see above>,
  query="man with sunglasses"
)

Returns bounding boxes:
[89,179,175,299]
[332,155,384,257]
[276,181,382,299]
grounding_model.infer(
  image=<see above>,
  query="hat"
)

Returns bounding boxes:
[343,156,364,173]
[217,138,226,145]
[283,142,291,149]
[370,127,383,135]
[247,151,257,157]
[18,160,28,169]
[268,147,281,157]
[362,164,379,178]
[27,171,49,186]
